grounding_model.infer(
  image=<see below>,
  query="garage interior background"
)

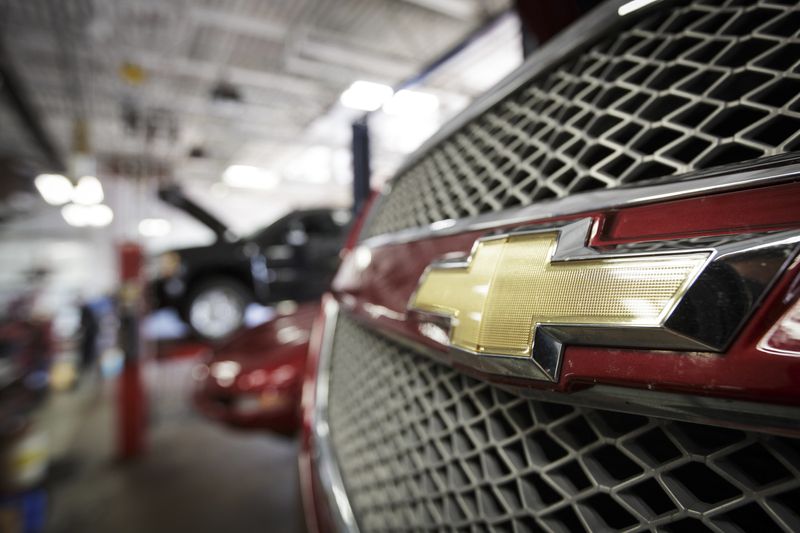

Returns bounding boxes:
[0,0,521,310]
[0,0,542,532]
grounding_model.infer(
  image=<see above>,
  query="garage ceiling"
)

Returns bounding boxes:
[1,0,509,179]
[0,0,522,249]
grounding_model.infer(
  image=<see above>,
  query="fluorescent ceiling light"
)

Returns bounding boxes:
[61,203,88,227]
[72,175,104,205]
[340,80,393,111]
[88,204,114,227]
[34,174,73,205]
[223,165,280,190]
[382,89,439,116]
[61,203,114,227]
[618,0,660,16]
[138,218,171,237]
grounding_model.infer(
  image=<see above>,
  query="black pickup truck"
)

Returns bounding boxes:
[151,186,349,340]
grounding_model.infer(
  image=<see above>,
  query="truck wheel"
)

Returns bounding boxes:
[186,278,250,341]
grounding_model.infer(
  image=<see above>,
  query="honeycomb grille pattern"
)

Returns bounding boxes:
[327,315,800,532]
[364,0,800,238]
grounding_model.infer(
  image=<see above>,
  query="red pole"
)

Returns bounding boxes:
[116,242,147,459]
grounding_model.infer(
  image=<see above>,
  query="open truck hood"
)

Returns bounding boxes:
[158,185,232,242]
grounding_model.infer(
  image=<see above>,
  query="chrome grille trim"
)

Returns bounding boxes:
[360,156,800,249]
[364,0,800,240]
[311,299,360,533]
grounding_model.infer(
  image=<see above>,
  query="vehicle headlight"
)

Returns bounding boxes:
[210,360,241,384]
[157,252,182,278]
[233,391,290,414]
[233,395,264,415]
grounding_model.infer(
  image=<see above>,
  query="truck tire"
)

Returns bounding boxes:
[185,278,251,341]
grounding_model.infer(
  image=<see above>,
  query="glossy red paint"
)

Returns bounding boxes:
[602,180,800,243]
[332,179,800,406]
[192,301,318,435]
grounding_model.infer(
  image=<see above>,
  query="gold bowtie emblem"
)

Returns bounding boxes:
[411,231,708,357]
[407,219,727,381]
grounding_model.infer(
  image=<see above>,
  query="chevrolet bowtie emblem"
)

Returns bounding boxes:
[408,219,800,382]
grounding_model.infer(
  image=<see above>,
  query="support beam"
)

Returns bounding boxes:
[300,37,414,79]
[399,0,479,20]
[393,9,513,90]
[189,6,288,41]
[132,52,330,99]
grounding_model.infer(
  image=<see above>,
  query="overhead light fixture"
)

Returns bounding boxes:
[138,218,171,237]
[222,165,280,190]
[618,0,660,16]
[72,175,104,205]
[61,203,114,228]
[119,61,147,86]
[382,89,439,116]
[189,146,207,158]
[87,204,113,227]
[34,174,73,205]
[340,80,394,112]
[211,81,242,103]
[61,203,88,227]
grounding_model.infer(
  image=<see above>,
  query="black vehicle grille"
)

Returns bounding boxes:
[364,0,800,238]
[327,315,800,532]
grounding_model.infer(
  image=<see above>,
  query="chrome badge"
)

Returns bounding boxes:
[409,219,800,382]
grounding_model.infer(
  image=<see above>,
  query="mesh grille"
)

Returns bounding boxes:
[364,0,800,238]
[327,315,800,532]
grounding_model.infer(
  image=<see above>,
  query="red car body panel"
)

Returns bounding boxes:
[193,302,319,435]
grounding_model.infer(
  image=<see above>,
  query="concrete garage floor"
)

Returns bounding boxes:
[44,363,304,533]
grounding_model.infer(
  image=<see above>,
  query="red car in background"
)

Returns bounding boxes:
[192,301,318,435]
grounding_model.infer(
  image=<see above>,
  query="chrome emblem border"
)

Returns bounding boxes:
[408,219,800,382]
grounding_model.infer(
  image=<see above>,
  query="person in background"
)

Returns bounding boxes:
[77,301,98,381]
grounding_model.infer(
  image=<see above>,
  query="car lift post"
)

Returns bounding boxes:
[116,242,147,460]
[352,117,371,215]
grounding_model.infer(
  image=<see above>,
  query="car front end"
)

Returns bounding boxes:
[193,302,317,435]
[300,1,800,531]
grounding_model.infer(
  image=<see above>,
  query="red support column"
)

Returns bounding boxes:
[116,242,147,460]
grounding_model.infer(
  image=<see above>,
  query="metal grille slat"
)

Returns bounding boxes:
[327,315,800,532]
[364,0,800,238]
